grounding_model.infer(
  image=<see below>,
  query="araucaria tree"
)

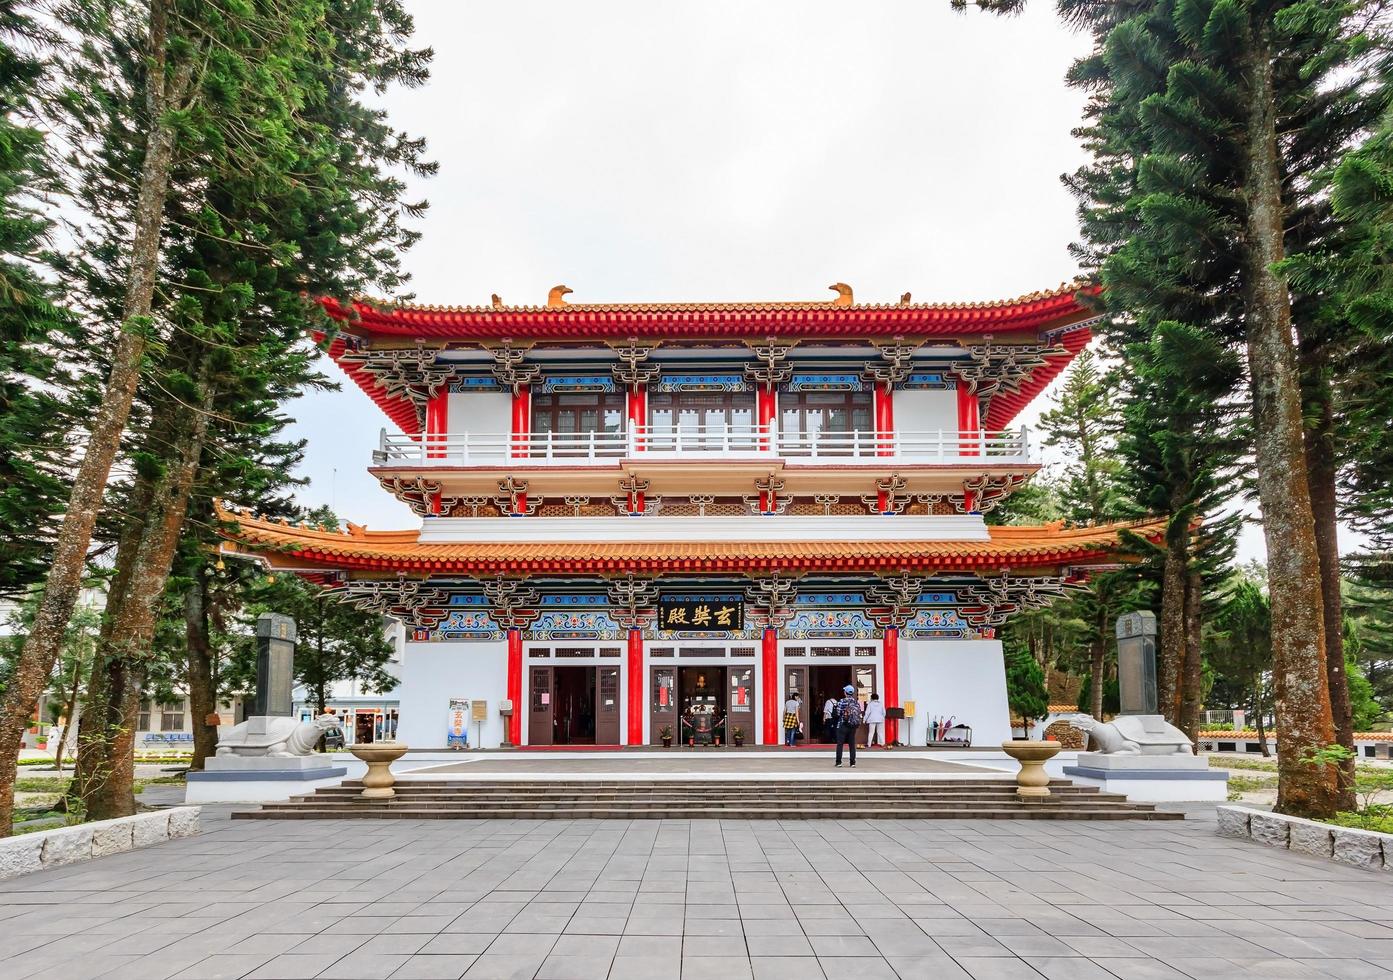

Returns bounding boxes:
[0,0,432,832]
[0,2,80,603]
[962,0,1392,817]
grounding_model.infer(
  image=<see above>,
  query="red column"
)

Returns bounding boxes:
[627,385,646,450]
[957,381,980,457]
[761,626,779,745]
[426,390,449,459]
[425,391,449,514]
[875,381,894,457]
[627,627,644,745]
[883,627,900,746]
[507,628,523,746]
[757,387,776,450]
[511,384,530,458]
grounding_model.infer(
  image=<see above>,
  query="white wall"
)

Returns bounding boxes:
[894,387,958,434]
[446,391,512,462]
[396,640,509,748]
[902,638,1010,746]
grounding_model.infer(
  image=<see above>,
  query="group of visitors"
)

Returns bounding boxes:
[781,687,889,767]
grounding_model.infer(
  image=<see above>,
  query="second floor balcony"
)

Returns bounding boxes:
[375,424,1033,467]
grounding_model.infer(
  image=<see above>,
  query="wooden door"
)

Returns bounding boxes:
[784,665,809,742]
[649,665,677,744]
[596,666,620,745]
[528,665,553,746]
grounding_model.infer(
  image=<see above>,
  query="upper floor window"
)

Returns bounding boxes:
[780,389,874,441]
[532,391,626,436]
[648,391,756,438]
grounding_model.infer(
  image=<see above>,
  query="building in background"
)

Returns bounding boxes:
[220,283,1161,749]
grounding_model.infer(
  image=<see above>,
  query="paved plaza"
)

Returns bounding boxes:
[2,808,1391,980]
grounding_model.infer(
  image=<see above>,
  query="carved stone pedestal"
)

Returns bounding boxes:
[1001,740,1062,799]
[350,742,409,800]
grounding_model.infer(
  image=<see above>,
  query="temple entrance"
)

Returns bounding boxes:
[648,652,756,745]
[785,645,878,746]
[527,663,620,746]
[679,666,725,745]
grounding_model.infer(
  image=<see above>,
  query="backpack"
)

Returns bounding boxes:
[841,699,863,728]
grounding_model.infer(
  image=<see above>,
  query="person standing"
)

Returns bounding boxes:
[864,693,887,748]
[834,684,862,768]
[822,693,837,742]
[783,692,802,747]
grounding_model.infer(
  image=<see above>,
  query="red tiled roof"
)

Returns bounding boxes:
[216,506,1164,577]
[322,283,1098,342]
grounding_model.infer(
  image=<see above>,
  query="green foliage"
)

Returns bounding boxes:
[1207,567,1271,708]
[232,555,397,712]
[1076,673,1120,715]
[1005,645,1049,724]
[0,1,82,600]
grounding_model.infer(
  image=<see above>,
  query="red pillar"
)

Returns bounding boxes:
[507,628,523,746]
[757,387,776,450]
[761,626,779,745]
[511,384,530,458]
[425,391,449,514]
[426,390,449,459]
[627,385,646,450]
[957,381,980,457]
[883,627,900,746]
[875,381,894,456]
[627,627,644,745]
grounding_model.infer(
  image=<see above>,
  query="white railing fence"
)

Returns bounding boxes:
[375,425,1031,465]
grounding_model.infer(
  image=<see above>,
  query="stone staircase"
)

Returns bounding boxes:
[233,777,1181,820]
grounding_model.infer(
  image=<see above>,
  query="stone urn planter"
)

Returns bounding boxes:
[1001,740,1061,799]
[349,741,408,800]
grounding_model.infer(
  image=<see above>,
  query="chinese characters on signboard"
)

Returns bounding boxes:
[657,594,744,632]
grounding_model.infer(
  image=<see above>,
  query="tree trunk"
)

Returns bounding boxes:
[0,11,191,835]
[1178,568,1204,742]
[1159,521,1189,724]
[81,381,213,821]
[1299,340,1355,809]
[80,657,144,820]
[1240,33,1338,818]
[185,580,219,771]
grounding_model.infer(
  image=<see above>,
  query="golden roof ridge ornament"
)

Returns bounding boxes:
[547,284,572,309]
[829,282,853,306]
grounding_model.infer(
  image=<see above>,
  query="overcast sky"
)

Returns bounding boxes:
[283,0,1342,562]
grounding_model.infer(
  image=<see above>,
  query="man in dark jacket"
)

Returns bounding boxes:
[834,684,861,768]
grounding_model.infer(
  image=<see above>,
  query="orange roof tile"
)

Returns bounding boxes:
[215,505,1164,577]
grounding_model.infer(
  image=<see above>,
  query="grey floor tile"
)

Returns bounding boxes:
[680,956,754,980]
[752,957,826,980]
[388,954,478,980]
[322,952,412,979]
[242,953,344,979]
[607,955,679,980]
[817,957,898,979]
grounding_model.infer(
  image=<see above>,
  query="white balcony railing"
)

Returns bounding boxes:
[375,425,1032,466]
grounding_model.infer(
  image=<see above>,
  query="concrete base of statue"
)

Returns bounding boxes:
[1064,751,1228,802]
[185,754,348,804]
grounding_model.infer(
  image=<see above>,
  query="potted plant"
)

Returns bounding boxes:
[732,727,744,747]
[660,725,673,748]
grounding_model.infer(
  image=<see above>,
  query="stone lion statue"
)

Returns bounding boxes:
[1068,714,1194,756]
[215,714,341,758]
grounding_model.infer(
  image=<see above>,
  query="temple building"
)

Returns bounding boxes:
[218,282,1161,750]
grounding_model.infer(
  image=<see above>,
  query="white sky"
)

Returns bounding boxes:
[283,0,1346,562]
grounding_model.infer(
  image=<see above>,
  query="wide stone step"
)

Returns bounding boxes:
[288,790,1136,801]
[266,794,1150,810]
[236,805,1179,821]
